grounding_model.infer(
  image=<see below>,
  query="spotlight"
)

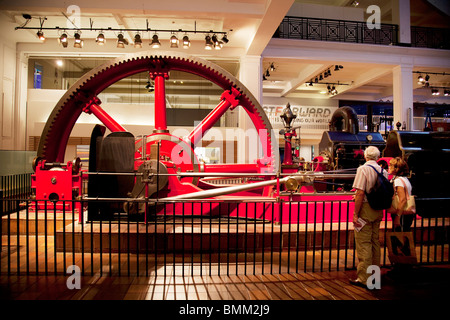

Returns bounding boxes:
[134,34,142,48]
[73,32,83,48]
[417,74,424,84]
[444,89,450,96]
[170,34,179,48]
[431,88,439,95]
[308,80,313,86]
[319,74,323,81]
[145,80,154,93]
[36,30,45,41]
[221,34,229,43]
[204,35,213,50]
[96,33,105,45]
[314,77,318,83]
[117,33,128,48]
[270,63,275,72]
[182,35,190,49]
[150,34,161,48]
[265,69,270,77]
[212,35,223,50]
[59,33,68,48]
[327,85,338,95]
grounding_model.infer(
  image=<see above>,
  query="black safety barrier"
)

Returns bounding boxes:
[1,198,449,277]
[0,173,32,216]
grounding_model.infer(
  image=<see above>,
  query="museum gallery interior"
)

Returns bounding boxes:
[0,0,449,301]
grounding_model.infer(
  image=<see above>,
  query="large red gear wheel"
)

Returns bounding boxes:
[37,52,279,192]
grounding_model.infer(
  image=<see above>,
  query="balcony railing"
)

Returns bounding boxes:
[275,16,398,46]
[275,16,450,49]
[411,26,450,50]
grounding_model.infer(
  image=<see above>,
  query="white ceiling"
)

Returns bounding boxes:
[1,0,449,105]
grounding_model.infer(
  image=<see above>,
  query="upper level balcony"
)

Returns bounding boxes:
[274,16,449,50]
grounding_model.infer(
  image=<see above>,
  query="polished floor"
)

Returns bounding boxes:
[2,263,450,301]
[2,210,449,304]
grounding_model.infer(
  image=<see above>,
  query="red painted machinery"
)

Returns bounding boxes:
[31,158,82,213]
[31,52,367,223]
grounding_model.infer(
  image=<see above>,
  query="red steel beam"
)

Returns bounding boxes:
[83,97,126,132]
[187,87,241,147]
[149,69,170,132]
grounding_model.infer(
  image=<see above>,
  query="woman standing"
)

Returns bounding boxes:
[387,157,415,231]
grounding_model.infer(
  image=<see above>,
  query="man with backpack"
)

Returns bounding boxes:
[350,146,391,288]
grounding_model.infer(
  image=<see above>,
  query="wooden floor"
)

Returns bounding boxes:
[2,210,450,303]
[2,264,450,302]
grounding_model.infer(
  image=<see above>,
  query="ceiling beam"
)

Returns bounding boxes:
[332,67,392,97]
[246,0,294,56]
[280,63,325,97]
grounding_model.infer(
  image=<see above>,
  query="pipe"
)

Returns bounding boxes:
[160,175,311,201]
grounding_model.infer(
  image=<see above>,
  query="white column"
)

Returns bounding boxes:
[392,0,411,44]
[15,53,28,150]
[392,64,414,130]
[238,55,263,163]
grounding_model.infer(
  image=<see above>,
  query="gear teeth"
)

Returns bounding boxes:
[38,51,279,170]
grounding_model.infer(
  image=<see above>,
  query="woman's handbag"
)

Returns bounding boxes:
[391,177,416,215]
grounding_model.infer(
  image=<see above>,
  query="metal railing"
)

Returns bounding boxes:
[1,197,449,277]
[0,173,32,216]
[411,26,450,50]
[275,16,398,46]
[275,16,450,49]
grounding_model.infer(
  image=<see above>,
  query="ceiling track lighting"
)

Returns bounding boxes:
[145,79,155,93]
[262,62,278,80]
[429,87,450,96]
[15,17,229,50]
[134,34,142,48]
[308,65,343,86]
[270,63,276,72]
[182,35,190,49]
[431,88,440,96]
[204,35,213,50]
[73,32,83,48]
[36,30,45,41]
[211,34,223,50]
[96,32,106,45]
[58,33,68,47]
[151,34,161,48]
[170,34,179,48]
[414,71,448,88]
[117,33,129,48]
[310,81,351,95]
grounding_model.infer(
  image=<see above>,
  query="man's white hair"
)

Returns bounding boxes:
[364,146,380,160]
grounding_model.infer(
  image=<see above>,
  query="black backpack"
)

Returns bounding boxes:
[365,165,394,210]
